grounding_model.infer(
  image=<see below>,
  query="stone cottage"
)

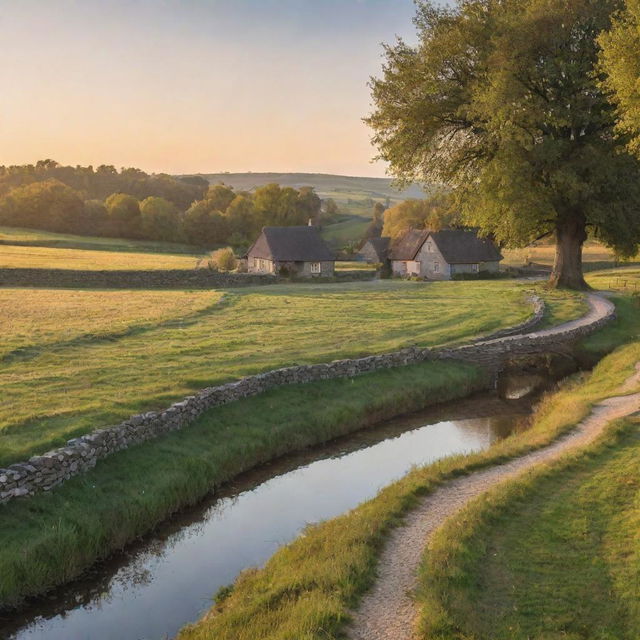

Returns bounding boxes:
[389,228,502,279]
[247,225,335,277]
[357,237,391,263]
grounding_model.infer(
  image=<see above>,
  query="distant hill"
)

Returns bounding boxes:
[194,172,427,203]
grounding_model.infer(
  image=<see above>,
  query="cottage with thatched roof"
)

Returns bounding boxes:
[389,228,502,279]
[247,225,335,277]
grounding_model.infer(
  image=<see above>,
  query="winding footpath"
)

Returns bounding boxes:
[347,293,638,640]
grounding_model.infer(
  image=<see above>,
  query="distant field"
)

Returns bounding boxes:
[0,226,199,255]
[502,241,621,267]
[0,244,203,270]
[321,217,370,247]
[197,172,427,202]
[587,268,640,292]
[0,280,569,466]
[335,261,376,271]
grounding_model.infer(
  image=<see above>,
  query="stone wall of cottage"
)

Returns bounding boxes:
[0,295,614,505]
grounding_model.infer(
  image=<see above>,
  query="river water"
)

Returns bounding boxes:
[1,381,541,640]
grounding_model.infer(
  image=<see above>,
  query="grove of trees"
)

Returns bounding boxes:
[366,0,640,288]
[0,161,322,248]
[381,195,457,240]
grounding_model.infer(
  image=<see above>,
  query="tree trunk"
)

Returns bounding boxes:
[549,216,589,290]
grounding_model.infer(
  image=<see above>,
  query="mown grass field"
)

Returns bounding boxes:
[0,243,203,270]
[0,280,557,466]
[0,359,486,609]
[0,289,221,358]
[0,225,199,255]
[175,294,640,640]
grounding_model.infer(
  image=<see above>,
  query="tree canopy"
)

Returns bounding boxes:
[382,195,457,239]
[366,0,640,288]
[599,0,640,155]
[0,164,323,249]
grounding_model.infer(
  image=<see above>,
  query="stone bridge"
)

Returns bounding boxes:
[434,293,615,373]
[0,293,615,504]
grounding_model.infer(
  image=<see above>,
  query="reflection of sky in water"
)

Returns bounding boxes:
[10,416,506,640]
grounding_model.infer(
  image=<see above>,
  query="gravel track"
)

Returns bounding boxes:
[347,294,634,640]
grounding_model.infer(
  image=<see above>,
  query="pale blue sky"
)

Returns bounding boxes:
[0,1,450,176]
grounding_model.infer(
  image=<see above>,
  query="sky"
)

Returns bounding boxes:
[0,0,451,178]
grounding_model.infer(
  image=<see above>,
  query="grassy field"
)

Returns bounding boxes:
[0,359,486,609]
[410,273,640,640]
[0,243,203,270]
[0,289,221,358]
[0,226,199,255]
[503,240,640,271]
[335,261,377,271]
[419,414,640,640]
[0,280,555,466]
[321,217,371,247]
[587,267,640,293]
[175,297,640,640]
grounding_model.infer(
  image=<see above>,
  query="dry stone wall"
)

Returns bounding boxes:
[0,294,614,505]
[0,268,374,290]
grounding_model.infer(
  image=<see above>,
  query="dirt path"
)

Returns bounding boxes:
[347,369,640,640]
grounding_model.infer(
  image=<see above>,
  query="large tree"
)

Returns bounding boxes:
[366,0,640,288]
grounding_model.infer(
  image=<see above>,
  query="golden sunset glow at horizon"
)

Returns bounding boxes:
[0,0,434,177]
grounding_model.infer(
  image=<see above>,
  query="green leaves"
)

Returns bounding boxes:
[367,0,640,283]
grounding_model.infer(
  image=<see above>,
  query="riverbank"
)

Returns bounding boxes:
[175,292,638,640]
[0,359,486,610]
[419,369,640,639]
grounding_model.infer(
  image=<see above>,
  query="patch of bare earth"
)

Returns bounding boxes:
[347,370,640,640]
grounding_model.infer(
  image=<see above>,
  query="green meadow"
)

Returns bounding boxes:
[0,243,202,270]
[0,280,564,466]
[175,285,639,640]
[0,225,200,255]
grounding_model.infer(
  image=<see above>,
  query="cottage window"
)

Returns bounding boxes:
[310,262,321,274]
[472,263,479,273]
[433,261,440,273]
[427,241,433,252]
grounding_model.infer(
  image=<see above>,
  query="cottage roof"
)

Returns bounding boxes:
[361,236,391,260]
[429,229,503,264]
[390,228,502,264]
[389,229,430,260]
[249,226,335,262]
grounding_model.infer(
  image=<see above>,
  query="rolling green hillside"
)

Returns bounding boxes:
[197,172,425,198]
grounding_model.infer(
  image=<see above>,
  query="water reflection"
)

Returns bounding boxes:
[2,390,535,640]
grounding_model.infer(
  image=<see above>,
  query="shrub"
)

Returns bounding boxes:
[209,247,237,272]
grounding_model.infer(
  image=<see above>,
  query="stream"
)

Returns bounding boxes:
[1,375,546,640]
